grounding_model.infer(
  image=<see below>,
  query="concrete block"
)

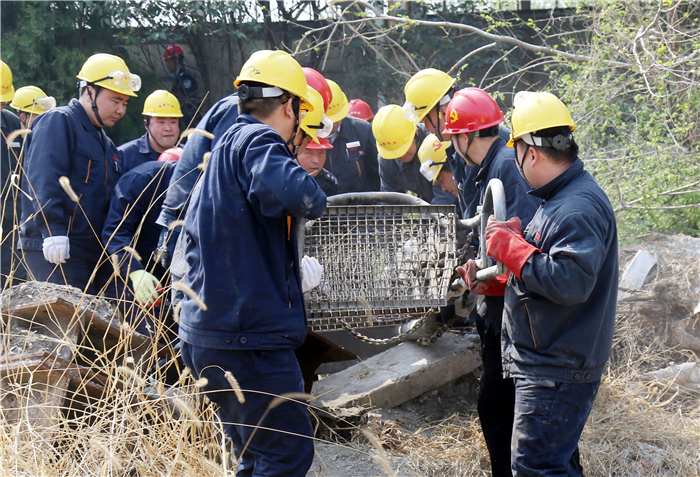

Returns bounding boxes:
[311,333,480,416]
[618,250,657,300]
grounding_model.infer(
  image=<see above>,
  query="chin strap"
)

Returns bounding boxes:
[455,132,478,167]
[146,122,168,150]
[87,86,105,128]
[517,144,534,188]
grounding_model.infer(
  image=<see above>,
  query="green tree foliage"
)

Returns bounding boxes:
[552,2,700,238]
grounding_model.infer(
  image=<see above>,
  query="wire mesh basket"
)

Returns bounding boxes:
[301,193,458,331]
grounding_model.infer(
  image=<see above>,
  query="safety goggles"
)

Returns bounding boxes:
[21,96,56,112]
[419,158,446,182]
[93,71,142,93]
[306,115,333,138]
[402,101,426,123]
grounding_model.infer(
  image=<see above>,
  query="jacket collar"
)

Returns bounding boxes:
[138,132,155,155]
[529,157,585,200]
[69,98,101,134]
[475,137,506,182]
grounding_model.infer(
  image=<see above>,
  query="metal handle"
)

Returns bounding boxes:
[456,178,508,282]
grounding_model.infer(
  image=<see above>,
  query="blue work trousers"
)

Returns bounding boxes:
[180,342,314,477]
[511,377,599,476]
[476,313,515,477]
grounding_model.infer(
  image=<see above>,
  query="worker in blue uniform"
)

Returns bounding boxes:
[325,80,379,193]
[155,93,239,265]
[118,90,182,173]
[21,53,139,294]
[178,50,326,477]
[373,104,457,206]
[7,85,56,287]
[163,44,200,127]
[466,91,618,476]
[102,147,181,342]
[445,88,540,477]
[1,60,27,288]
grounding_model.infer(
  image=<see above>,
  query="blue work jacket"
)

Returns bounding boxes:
[157,94,239,230]
[102,160,176,276]
[24,99,123,260]
[118,132,161,173]
[327,115,379,193]
[178,114,327,351]
[474,138,540,330]
[503,158,618,383]
[1,109,22,227]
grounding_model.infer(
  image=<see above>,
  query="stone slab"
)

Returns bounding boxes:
[311,333,480,416]
[618,250,657,300]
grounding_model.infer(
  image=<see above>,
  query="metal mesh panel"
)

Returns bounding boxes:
[303,205,457,330]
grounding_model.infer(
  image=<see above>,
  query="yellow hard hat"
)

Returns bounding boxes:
[403,68,455,123]
[508,91,576,147]
[326,79,348,123]
[301,88,333,144]
[10,86,56,115]
[418,133,451,184]
[76,53,141,97]
[143,90,183,117]
[372,105,417,160]
[234,50,313,113]
[1,61,15,102]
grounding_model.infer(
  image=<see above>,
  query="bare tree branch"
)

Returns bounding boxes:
[326,0,631,68]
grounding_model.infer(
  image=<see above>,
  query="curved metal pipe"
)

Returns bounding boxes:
[452,178,508,284]
[475,178,508,280]
[327,192,430,207]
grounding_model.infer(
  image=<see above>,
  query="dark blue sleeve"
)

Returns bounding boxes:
[157,96,239,227]
[379,156,402,193]
[361,123,380,192]
[25,111,73,237]
[244,131,327,219]
[522,211,610,305]
[102,169,155,275]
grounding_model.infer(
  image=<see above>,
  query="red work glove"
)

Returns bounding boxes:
[484,216,540,281]
[457,260,508,297]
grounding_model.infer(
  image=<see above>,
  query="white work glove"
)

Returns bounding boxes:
[42,236,70,264]
[300,255,323,293]
[129,270,163,307]
[446,276,468,300]
[454,291,477,318]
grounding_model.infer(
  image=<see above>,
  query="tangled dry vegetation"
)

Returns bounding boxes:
[1,234,699,476]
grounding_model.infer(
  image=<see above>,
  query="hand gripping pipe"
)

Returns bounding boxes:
[456,178,508,281]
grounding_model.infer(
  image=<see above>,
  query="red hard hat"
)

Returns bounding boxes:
[307,136,333,150]
[163,44,185,61]
[348,99,374,121]
[302,67,332,112]
[158,147,183,162]
[442,87,504,135]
